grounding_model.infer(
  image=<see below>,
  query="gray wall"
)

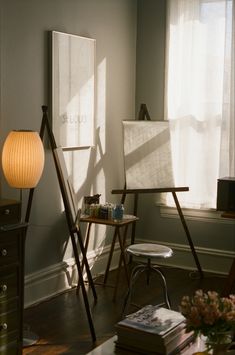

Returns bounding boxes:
[0,0,137,304]
[136,0,166,119]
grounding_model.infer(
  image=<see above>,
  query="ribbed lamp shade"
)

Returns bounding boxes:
[2,130,45,188]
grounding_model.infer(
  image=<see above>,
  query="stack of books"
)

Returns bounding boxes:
[115,305,194,354]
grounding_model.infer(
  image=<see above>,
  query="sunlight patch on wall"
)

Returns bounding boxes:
[59,58,107,208]
[56,57,108,254]
[96,57,107,154]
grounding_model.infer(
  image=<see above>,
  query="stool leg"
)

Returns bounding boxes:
[122,264,146,316]
[146,258,151,285]
[151,266,171,309]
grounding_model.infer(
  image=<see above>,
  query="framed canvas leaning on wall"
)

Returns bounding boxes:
[51,31,96,149]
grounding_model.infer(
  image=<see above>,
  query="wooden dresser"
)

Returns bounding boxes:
[0,199,26,354]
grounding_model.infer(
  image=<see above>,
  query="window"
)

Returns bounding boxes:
[165,0,234,209]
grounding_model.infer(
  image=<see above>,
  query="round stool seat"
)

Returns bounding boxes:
[126,243,173,259]
[123,243,173,314]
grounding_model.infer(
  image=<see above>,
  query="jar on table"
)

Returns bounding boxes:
[113,204,124,222]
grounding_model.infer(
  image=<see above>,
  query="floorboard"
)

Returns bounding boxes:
[23,266,227,355]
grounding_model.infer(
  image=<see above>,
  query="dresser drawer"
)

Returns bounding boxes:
[0,200,21,226]
[0,310,19,346]
[0,340,20,355]
[0,299,18,317]
[0,266,18,301]
[0,232,20,266]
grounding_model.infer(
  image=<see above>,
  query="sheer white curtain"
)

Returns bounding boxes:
[165,0,234,209]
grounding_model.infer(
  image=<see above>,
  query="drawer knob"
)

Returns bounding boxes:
[1,249,7,257]
[0,284,7,293]
[0,323,7,331]
[3,209,10,215]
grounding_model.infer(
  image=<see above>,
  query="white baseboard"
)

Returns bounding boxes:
[24,243,120,308]
[138,238,233,276]
[24,239,232,308]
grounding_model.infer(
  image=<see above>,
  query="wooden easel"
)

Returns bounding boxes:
[137,103,151,121]
[25,106,97,342]
[112,104,204,279]
[221,212,235,296]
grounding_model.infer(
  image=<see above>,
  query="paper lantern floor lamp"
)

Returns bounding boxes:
[2,130,45,189]
[1,130,45,347]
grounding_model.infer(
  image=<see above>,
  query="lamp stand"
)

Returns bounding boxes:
[23,327,39,347]
[21,188,40,347]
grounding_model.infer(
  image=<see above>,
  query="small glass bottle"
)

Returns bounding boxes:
[113,204,124,222]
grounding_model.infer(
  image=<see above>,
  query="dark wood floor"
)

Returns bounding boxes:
[23,265,227,355]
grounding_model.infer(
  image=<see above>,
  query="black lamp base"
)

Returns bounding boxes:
[23,329,39,347]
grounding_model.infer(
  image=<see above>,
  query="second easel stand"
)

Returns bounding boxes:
[111,103,203,279]
[25,106,97,342]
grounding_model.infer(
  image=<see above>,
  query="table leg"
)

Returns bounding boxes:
[113,225,129,301]
[103,227,118,284]
[117,225,129,282]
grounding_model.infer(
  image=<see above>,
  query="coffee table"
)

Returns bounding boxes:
[86,335,206,354]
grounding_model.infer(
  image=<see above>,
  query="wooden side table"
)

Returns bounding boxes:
[80,215,139,299]
[221,211,235,296]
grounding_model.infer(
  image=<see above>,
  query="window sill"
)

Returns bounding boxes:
[159,205,235,224]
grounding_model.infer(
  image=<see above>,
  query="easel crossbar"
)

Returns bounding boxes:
[112,187,189,194]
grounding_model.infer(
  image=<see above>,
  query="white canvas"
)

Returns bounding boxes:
[52,31,95,149]
[123,121,175,189]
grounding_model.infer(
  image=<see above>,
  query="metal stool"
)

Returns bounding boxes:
[123,243,173,315]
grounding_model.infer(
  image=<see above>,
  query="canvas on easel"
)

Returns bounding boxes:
[123,120,175,189]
